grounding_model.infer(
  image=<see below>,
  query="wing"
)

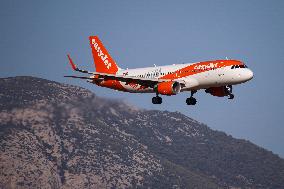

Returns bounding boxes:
[65,54,175,87]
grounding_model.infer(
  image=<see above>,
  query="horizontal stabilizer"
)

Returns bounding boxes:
[64,75,91,80]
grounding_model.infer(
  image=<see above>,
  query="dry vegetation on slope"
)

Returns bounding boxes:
[1,76,284,189]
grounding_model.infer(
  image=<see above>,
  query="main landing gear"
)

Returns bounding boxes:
[186,90,197,105]
[152,94,162,104]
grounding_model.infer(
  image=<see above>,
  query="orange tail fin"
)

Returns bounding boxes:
[89,36,119,74]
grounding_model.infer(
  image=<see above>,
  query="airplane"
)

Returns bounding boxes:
[65,36,253,105]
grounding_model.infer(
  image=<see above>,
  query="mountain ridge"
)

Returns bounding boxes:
[0,76,283,189]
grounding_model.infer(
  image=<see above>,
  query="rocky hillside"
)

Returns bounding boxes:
[0,76,284,189]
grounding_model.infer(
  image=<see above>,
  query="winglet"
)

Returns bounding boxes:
[67,54,78,71]
[66,54,92,74]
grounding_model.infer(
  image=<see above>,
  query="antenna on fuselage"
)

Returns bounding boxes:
[154,64,156,67]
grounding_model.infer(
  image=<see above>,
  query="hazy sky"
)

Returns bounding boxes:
[1,0,284,157]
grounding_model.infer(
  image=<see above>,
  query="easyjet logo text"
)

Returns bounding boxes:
[92,39,111,69]
[194,63,218,70]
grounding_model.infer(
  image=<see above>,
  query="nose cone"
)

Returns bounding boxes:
[244,69,254,81]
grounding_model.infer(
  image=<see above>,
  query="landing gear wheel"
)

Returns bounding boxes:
[186,90,197,105]
[152,96,162,104]
[157,96,162,104]
[228,94,234,99]
[186,97,197,105]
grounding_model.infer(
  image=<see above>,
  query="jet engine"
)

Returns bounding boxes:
[205,86,230,97]
[155,81,181,96]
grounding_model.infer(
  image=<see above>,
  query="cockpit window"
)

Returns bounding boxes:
[231,64,248,69]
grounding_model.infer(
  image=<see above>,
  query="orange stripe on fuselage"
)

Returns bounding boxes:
[94,79,127,92]
[160,60,243,80]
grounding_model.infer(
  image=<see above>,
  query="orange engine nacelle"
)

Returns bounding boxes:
[205,87,229,97]
[156,81,181,96]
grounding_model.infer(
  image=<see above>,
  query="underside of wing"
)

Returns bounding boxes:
[91,72,171,87]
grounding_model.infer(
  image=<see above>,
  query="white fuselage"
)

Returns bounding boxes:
[115,61,253,93]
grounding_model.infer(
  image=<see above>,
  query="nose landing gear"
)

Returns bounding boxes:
[228,94,234,99]
[186,90,197,105]
[226,85,234,99]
